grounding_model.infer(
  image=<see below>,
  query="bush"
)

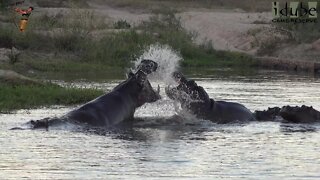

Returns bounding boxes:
[82,31,154,66]
[53,29,89,52]
[113,20,131,29]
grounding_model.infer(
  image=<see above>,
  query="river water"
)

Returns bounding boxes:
[1,70,320,179]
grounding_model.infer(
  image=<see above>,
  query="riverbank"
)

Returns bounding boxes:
[0,82,103,113]
[0,70,103,112]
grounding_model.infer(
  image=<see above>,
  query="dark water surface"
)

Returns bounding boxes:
[1,70,320,179]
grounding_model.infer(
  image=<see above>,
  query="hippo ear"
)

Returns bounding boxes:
[127,70,134,79]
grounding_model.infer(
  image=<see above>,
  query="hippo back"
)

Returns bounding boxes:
[66,76,142,127]
[208,100,255,123]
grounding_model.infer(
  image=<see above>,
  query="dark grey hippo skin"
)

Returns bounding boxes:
[280,105,320,123]
[166,72,320,124]
[16,60,161,130]
[254,107,282,122]
[65,71,160,127]
[255,105,320,123]
[165,72,255,123]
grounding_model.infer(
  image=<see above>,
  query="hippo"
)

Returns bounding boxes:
[255,105,320,123]
[18,60,161,130]
[165,72,255,123]
[280,105,320,123]
[254,107,282,122]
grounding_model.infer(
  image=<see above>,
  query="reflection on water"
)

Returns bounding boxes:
[1,70,320,179]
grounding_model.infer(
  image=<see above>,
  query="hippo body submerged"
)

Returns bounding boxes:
[255,105,320,123]
[206,100,255,124]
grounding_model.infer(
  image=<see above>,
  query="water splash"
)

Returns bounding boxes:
[133,44,204,123]
[134,44,182,84]
[133,44,202,123]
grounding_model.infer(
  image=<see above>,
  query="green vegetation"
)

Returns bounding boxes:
[0,6,256,111]
[0,0,6,10]
[0,83,103,112]
[81,10,254,68]
[113,20,131,29]
[31,0,89,8]
[0,8,255,78]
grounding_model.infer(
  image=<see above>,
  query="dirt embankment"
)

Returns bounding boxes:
[85,3,320,67]
[179,10,272,53]
[178,10,320,73]
[0,69,43,85]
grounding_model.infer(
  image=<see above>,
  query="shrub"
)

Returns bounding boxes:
[113,20,131,29]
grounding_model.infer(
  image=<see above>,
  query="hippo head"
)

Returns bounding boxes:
[254,107,281,121]
[166,72,191,96]
[165,72,212,117]
[127,60,161,107]
[280,105,320,123]
[137,79,161,107]
[166,72,205,101]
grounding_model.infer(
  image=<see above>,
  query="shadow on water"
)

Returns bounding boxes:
[29,114,250,142]
[184,68,320,82]
[61,115,320,144]
[280,123,320,133]
[91,68,319,83]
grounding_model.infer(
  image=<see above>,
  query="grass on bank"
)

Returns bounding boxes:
[0,7,256,80]
[0,83,103,112]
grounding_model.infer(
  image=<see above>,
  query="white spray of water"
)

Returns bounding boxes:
[134,44,204,124]
[134,44,180,119]
[134,44,182,84]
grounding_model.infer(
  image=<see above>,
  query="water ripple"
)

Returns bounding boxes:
[1,71,320,179]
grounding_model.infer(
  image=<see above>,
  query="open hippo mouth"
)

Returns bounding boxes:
[137,59,158,75]
[165,71,201,101]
